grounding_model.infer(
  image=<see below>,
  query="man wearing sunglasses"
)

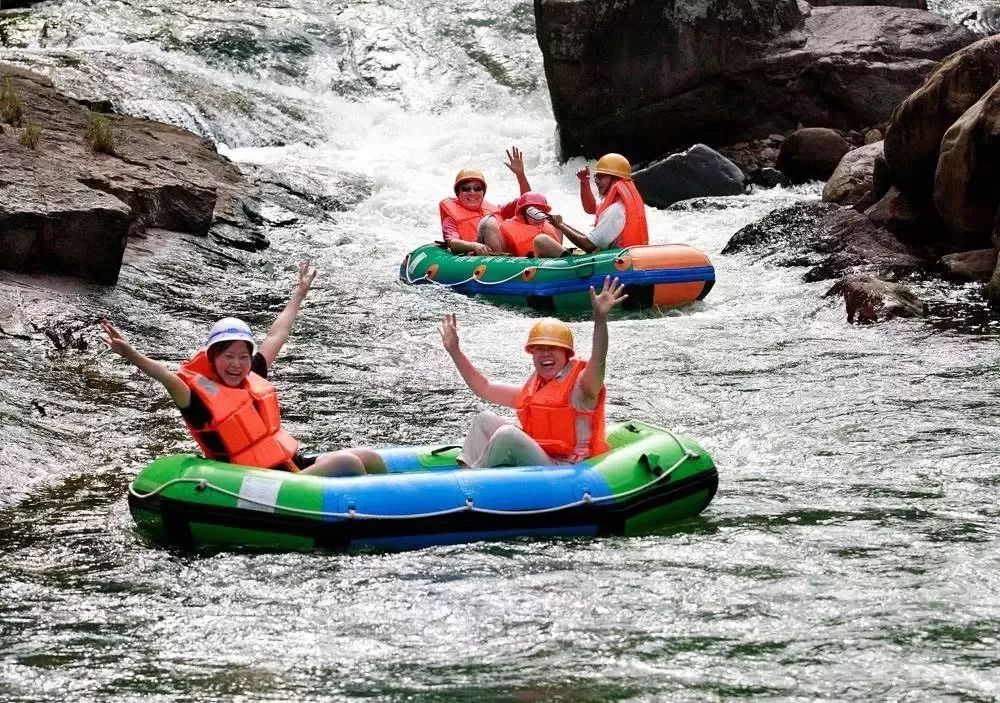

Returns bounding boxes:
[534,153,649,256]
[439,146,532,256]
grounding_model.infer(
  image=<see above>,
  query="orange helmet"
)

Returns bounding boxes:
[525,318,574,355]
[454,168,487,193]
[595,153,632,180]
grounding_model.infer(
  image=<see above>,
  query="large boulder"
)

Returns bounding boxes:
[0,64,260,284]
[938,248,998,281]
[722,201,921,279]
[536,0,976,159]
[883,35,1000,203]
[776,127,850,183]
[632,144,745,209]
[933,80,1000,250]
[822,140,883,206]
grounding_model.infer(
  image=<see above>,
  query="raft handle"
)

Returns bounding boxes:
[195,479,207,492]
[639,453,664,477]
[431,444,462,455]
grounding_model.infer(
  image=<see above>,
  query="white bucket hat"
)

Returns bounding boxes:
[206,317,256,355]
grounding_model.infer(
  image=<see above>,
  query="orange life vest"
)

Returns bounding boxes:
[514,359,610,461]
[595,179,649,248]
[439,197,500,242]
[177,351,299,470]
[498,216,563,257]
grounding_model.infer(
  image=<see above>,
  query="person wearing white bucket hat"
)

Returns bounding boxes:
[101,261,385,477]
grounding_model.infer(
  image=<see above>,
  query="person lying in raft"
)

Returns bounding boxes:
[439,146,532,256]
[477,191,564,258]
[101,261,386,477]
[439,276,627,468]
[533,152,649,256]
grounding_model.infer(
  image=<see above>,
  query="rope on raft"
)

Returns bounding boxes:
[402,258,606,288]
[128,430,700,520]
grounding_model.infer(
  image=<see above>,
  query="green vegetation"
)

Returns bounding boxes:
[18,121,41,149]
[84,111,115,154]
[0,76,24,126]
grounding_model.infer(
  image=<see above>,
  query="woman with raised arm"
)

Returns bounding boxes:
[440,276,628,468]
[102,261,385,477]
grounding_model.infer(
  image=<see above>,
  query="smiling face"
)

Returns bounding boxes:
[210,340,253,387]
[456,179,486,210]
[529,344,571,380]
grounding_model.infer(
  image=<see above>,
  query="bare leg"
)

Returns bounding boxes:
[300,450,365,477]
[350,448,387,474]
[533,233,565,258]
[478,215,505,253]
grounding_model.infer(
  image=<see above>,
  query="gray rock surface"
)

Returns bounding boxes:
[776,128,850,184]
[822,141,883,207]
[632,144,745,209]
[0,64,261,284]
[536,0,976,160]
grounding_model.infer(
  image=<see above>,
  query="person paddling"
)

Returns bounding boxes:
[102,261,386,477]
[439,276,627,468]
[535,153,650,256]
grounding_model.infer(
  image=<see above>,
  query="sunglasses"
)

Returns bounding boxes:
[459,184,485,193]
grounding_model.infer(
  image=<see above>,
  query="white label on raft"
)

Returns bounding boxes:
[237,476,281,513]
[407,251,427,275]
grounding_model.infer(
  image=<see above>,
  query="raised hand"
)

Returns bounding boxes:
[504,146,525,177]
[576,165,591,182]
[101,319,135,358]
[297,260,317,294]
[439,313,461,355]
[589,276,628,318]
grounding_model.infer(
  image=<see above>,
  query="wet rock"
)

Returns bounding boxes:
[777,128,850,184]
[0,63,262,284]
[863,186,917,237]
[822,140,883,207]
[537,0,975,159]
[756,167,791,188]
[632,144,745,209]
[808,0,926,6]
[883,36,1000,204]
[826,274,927,323]
[958,5,1000,36]
[933,80,1000,250]
[724,201,921,279]
[939,248,998,281]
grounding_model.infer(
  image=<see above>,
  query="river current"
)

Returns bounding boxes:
[1,0,999,700]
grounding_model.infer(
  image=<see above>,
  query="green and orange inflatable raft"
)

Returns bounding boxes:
[399,243,715,312]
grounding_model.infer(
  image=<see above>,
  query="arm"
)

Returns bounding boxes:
[447,239,494,256]
[577,166,597,215]
[578,277,628,404]
[440,314,521,407]
[548,214,598,253]
[505,146,531,195]
[258,260,316,368]
[102,320,191,408]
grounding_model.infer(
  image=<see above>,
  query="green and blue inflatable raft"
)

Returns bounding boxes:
[127,420,718,552]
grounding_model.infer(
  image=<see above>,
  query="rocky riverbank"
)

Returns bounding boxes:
[0,63,265,285]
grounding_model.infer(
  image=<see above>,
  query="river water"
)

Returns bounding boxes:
[2,0,1000,700]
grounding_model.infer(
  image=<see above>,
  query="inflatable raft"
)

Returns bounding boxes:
[400,243,715,312]
[128,421,718,552]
